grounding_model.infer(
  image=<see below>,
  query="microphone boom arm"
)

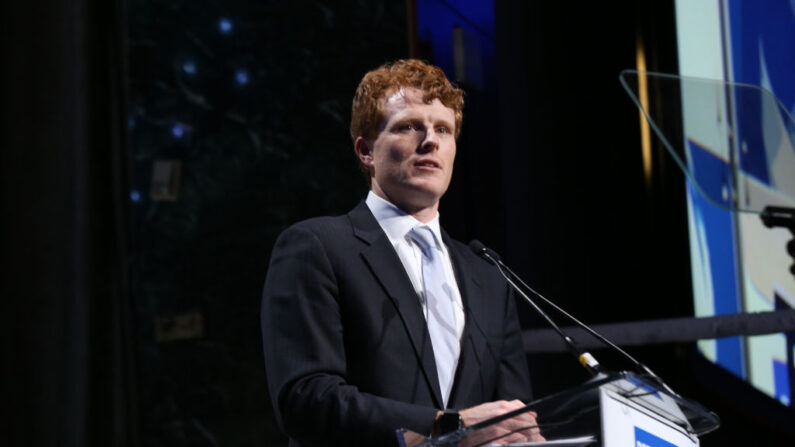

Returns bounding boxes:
[469,240,678,397]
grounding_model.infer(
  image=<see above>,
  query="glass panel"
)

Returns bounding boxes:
[619,70,795,214]
[396,372,719,446]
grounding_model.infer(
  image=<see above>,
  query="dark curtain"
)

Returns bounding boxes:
[1,1,135,445]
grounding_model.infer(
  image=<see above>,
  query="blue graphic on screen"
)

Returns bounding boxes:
[775,295,795,406]
[774,359,790,406]
[728,0,795,188]
[681,0,795,408]
[727,0,794,405]
[686,140,745,378]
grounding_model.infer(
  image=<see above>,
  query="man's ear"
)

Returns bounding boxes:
[354,137,374,167]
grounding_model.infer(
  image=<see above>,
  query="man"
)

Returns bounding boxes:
[262,59,543,446]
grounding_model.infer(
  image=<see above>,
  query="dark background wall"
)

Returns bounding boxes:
[2,0,793,446]
[1,0,134,445]
[125,1,409,445]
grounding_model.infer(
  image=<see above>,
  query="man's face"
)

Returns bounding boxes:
[358,87,457,216]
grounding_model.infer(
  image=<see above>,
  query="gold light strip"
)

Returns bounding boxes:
[636,37,652,188]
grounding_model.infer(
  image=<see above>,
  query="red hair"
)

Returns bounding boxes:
[350,59,464,142]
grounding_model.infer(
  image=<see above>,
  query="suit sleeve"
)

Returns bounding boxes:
[494,286,534,403]
[261,225,438,446]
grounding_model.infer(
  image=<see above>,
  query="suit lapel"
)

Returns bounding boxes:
[443,231,494,408]
[348,202,444,408]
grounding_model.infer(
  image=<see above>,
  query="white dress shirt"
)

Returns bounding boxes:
[365,191,466,364]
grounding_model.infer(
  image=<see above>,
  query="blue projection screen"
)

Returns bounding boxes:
[675,0,795,407]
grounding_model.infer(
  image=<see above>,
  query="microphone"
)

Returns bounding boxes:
[468,240,603,377]
[469,240,502,262]
[469,240,677,395]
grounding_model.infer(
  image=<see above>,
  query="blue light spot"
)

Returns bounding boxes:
[182,61,197,74]
[235,70,249,85]
[130,190,142,203]
[219,18,233,34]
[172,123,185,138]
[128,117,136,129]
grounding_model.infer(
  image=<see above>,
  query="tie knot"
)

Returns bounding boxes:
[409,226,438,257]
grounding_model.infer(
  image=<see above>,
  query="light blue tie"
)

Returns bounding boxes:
[409,226,459,407]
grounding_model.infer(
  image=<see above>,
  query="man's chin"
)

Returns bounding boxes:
[375,180,448,210]
[401,186,447,210]
[406,177,448,196]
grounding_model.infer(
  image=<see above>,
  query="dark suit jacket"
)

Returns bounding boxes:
[261,202,531,446]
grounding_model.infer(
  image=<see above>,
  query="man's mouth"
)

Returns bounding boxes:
[415,159,441,169]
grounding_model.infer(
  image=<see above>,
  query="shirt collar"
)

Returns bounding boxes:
[365,191,443,248]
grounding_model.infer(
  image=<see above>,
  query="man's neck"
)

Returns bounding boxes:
[370,188,439,224]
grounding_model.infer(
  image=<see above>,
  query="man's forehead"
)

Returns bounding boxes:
[383,87,429,106]
[373,86,456,135]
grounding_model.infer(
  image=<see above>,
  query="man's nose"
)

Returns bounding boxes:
[419,129,439,152]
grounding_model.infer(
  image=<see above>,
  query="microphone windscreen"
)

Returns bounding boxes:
[468,240,502,262]
[468,239,487,254]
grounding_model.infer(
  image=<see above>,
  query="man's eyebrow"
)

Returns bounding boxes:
[435,118,454,128]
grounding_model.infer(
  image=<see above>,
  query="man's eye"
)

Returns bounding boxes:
[398,124,414,132]
[437,127,450,134]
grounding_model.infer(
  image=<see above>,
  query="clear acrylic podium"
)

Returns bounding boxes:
[396,371,719,447]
